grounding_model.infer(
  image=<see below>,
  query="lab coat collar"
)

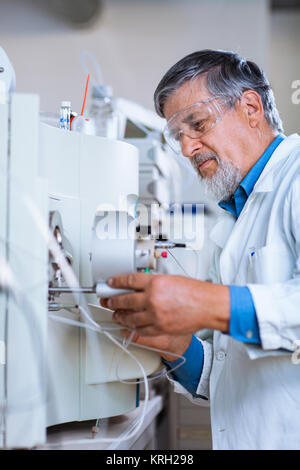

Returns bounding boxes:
[252,133,300,194]
[209,212,236,248]
[209,134,300,248]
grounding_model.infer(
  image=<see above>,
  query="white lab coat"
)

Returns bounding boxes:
[171,133,300,450]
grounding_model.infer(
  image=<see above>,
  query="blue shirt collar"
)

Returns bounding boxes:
[219,134,285,218]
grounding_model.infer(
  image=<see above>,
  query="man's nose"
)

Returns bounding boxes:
[180,133,204,158]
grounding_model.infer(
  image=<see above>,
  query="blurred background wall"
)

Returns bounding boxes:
[0,0,299,199]
[0,0,269,110]
[1,0,299,130]
[270,8,300,136]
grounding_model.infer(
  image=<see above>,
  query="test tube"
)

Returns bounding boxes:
[59,101,71,130]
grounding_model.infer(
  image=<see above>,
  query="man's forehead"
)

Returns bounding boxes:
[163,77,211,121]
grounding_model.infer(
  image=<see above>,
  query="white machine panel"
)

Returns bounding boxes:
[0,94,162,447]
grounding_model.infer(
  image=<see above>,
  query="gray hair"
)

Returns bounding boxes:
[154,49,283,133]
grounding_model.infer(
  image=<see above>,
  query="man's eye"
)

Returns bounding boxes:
[171,129,181,141]
[191,120,206,132]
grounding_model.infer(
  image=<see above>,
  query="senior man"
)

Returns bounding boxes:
[101,50,300,450]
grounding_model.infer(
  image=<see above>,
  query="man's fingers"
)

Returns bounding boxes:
[106,292,146,311]
[135,325,162,337]
[100,272,153,309]
[99,292,145,310]
[113,310,152,329]
[100,298,108,308]
[121,329,139,343]
[108,272,153,290]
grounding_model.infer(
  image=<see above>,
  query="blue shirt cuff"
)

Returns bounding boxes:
[229,285,261,344]
[162,334,204,396]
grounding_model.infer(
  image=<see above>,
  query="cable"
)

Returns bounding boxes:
[166,246,201,279]
[77,305,187,374]
[80,303,187,378]
[10,171,187,447]
[0,163,63,441]
[48,312,149,446]
[48,311,186,448]
[49,312,186,384]
[80,74,90,117]
[23,197,151,445]
[166,248,190,277]
[186,245,201,279]
[0,256,48,417]
[1,175,188,448]
[0,134,152,448]
[0,254,16,295]
[80,50,104,90]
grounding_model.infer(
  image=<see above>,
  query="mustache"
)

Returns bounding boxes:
[193,153,243,201]
[191,153,219,173]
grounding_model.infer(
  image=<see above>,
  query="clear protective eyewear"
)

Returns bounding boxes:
[163,97,226,154]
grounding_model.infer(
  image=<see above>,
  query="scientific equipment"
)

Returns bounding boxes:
[40,115,164,429]
[0,92,165,448]
[0,94,48,448]
[0,80,6,104]
[0,83,190,448]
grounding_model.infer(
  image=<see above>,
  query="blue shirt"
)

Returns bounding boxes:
[162,335,206,397]
[164,134,285,395]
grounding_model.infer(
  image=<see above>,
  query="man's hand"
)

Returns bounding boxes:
[122,329,193,362]
[100,273,230,336]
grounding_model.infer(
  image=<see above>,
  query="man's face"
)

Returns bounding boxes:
[163,78,250,201]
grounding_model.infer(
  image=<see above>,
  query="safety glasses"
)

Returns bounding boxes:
[163,97,226,154]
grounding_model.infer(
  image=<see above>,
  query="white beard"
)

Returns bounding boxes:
[191,153,243,202]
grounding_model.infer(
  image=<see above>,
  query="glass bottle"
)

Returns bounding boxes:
[88,85,121,139]
[60,101,71,130]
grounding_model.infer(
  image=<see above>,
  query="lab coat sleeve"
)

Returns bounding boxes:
[246,176,300,359]
[167,330,214,406]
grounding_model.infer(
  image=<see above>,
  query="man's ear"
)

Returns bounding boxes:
[239,90,264,129]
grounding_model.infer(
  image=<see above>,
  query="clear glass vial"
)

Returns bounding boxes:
[60,101,71,130]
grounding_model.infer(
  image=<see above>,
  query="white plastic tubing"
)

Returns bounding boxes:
[23,195,186,448]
